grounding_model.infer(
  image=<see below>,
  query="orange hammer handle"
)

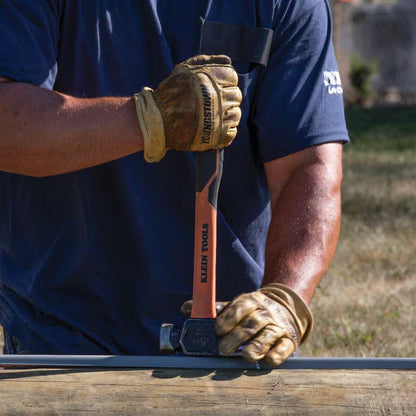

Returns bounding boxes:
[191,149,224,319]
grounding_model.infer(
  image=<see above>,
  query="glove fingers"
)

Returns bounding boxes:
[241,325,287,363]
[218,309,271,355]
[264,337,297,367]
[222,86,243,108]
[215,301,230,315]
[185,54,232,66]
[215,293,260,336]
[218,126,238,147]
[223,107,242,126]
[205,66,239,87]
[180,300,193,317]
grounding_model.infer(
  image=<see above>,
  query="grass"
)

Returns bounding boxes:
[301,106,416,357]
[1,107,415,357]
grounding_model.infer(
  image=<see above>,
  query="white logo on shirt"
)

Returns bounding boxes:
[323,71,343,95]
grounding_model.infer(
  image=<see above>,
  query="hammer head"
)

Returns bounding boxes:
[160,319,219,356]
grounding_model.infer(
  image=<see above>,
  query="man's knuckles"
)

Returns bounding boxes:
[207,66,239,87]
[222,87,243,107]
[184,54,232,67]
[264,337,296,366]
[220,128,237,148]
[215,291,281,334]
[241,339,267,362]
[254,325,287,347]
[218,321,262,355]
[215,293,258,332]
[217,310,276,355]
[242,324,290,362]
[224,106,242,124]
[184,57,238,88]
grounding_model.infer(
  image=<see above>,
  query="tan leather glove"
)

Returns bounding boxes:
[133,55,242,162]
[215,283,314,366]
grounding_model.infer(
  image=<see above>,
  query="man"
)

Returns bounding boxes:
[0,0,348,365]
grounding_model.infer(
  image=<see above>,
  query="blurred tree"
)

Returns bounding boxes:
[349,54,378,106]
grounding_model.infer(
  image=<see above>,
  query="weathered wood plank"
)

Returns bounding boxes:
[0,368,415,415]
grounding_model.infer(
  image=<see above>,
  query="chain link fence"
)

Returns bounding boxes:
[331,0,416,105]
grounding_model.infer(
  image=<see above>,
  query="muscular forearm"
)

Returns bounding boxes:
[213,145,342,365]
[0,81,143,176]
[263,144,343,304]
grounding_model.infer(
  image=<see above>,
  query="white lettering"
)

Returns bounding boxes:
[324,71,343,95]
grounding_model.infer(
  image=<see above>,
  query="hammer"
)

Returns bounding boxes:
[160,149,223,355]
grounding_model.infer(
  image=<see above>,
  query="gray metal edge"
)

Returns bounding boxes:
[0,355,416,370]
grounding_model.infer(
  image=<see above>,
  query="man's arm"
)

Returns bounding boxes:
[263,142,343,304]
[215,142,343,365]
[0,56,241,177]
[0,77,143,177]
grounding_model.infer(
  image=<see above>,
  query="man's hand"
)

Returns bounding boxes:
[133,55,242,162]
[215,284,313,365]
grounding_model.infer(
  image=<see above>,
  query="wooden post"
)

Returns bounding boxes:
[0,367,415,415]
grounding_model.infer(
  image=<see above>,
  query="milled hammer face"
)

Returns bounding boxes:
[160,319,219,356]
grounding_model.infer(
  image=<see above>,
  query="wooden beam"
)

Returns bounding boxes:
[0,367,415,415]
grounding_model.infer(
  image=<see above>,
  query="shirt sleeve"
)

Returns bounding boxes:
[254,0,350,162]
[0,0,61,89]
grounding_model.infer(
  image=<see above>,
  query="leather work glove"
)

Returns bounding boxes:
[215,283,314,366]
[133,55,242,162]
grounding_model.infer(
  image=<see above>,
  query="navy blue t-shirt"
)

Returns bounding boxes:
[0,0,349,354]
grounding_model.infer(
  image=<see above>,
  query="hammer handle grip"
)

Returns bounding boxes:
[191,149,223,319]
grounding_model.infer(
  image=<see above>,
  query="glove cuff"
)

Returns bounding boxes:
[133,88,167,163]
[260,283,314,345]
